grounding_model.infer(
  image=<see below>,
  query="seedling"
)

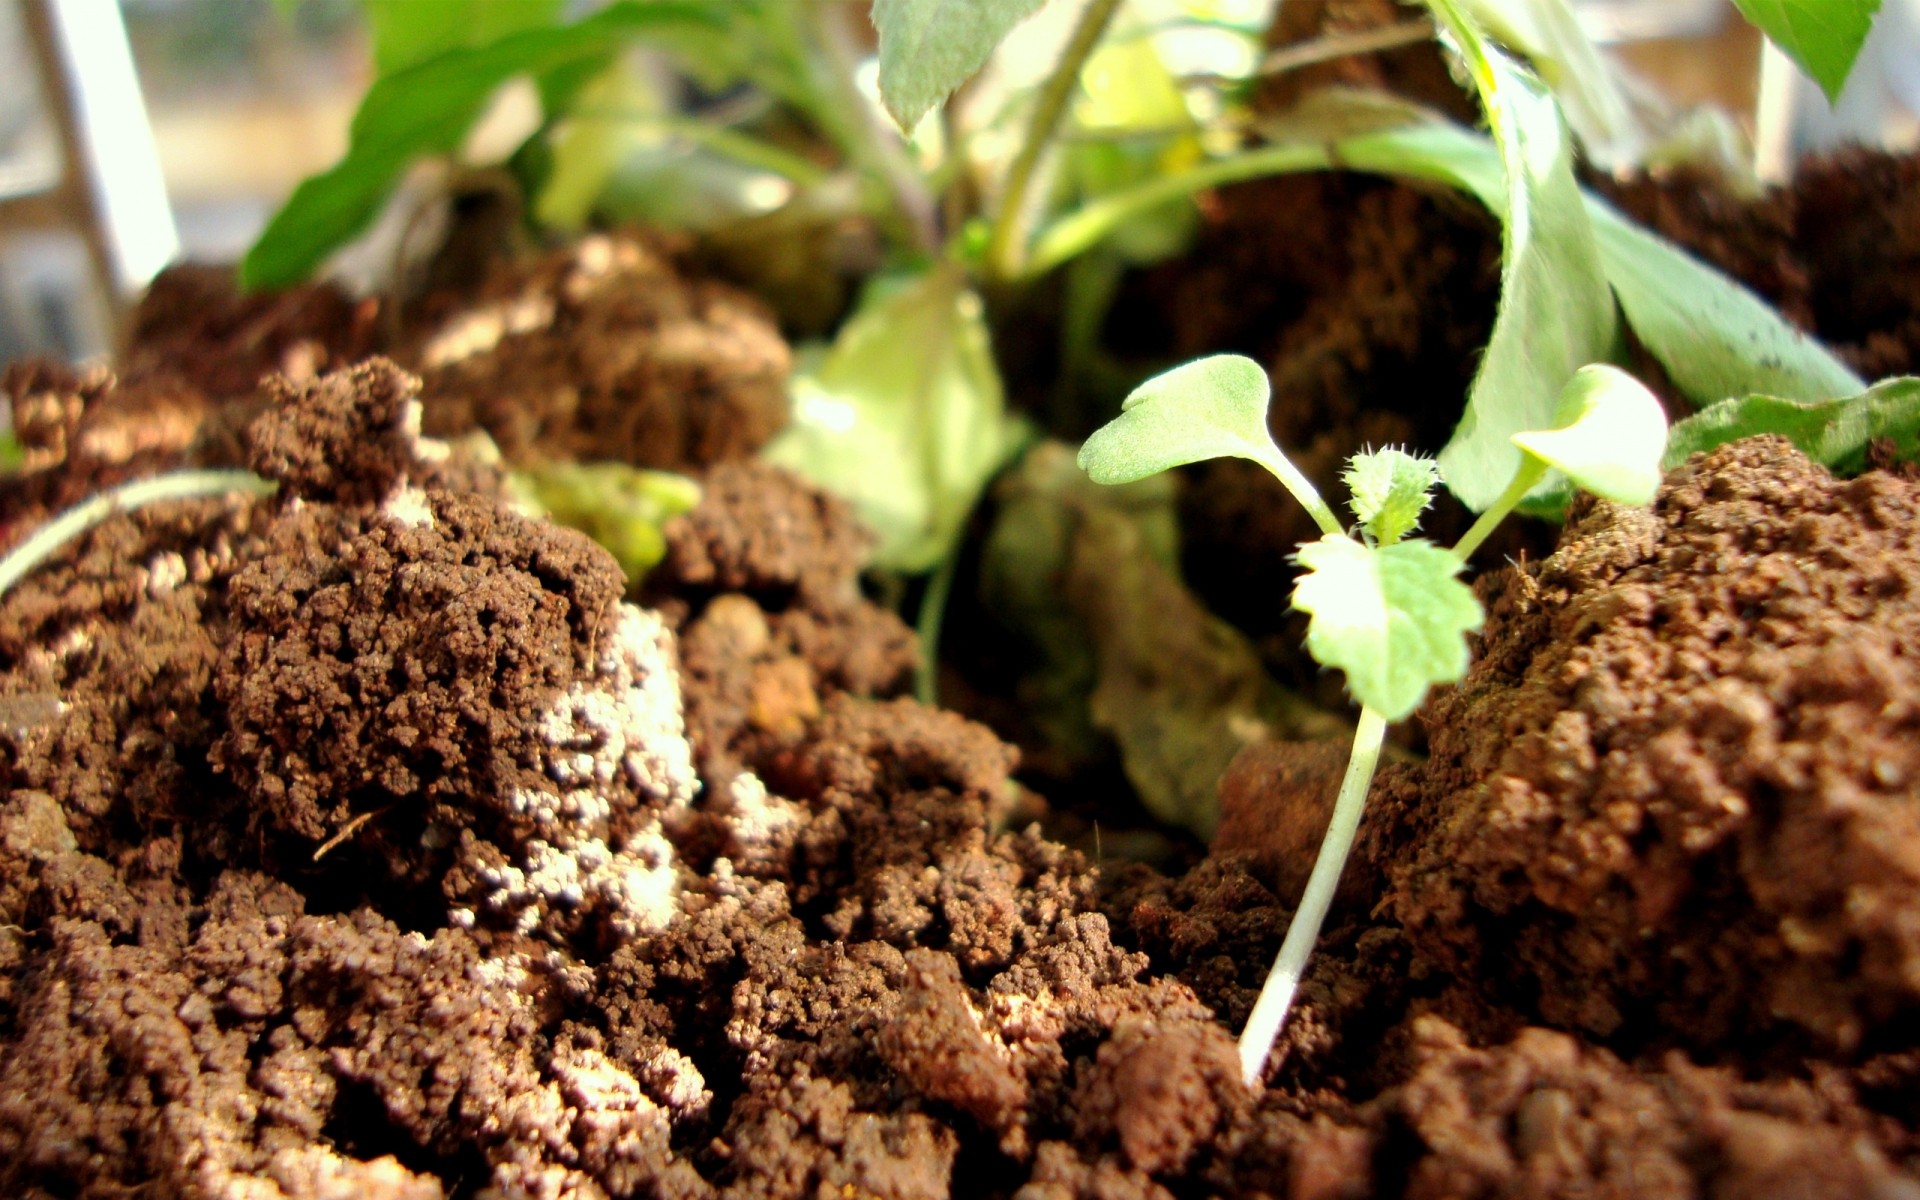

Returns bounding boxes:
[1078,354,1667,1086]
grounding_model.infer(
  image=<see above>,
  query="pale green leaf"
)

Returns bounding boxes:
[1585,198,1865,404]
[363,0,564,75]
[1333,116,1864,412]
[508,462,701,585]
[1511,364,1668,505]
[1424,0,1618,512]
[1291,536,1483,721]
[872,0,1049,131]
[1455,0,1644,167]
[1663,376,1920,474]
[1343,448,1440,545]
[1076,354,1276,486]
[1731,0,1882,103]
[762,264,1033,573]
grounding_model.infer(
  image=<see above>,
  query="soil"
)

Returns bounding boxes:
[2,146,1920,1200]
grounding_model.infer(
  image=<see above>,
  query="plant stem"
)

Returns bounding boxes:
[1255,447,1345,540]
[913,544,960,706]
[1451,455,1546,562]
[787,2,939,255]
[0,470,277,603]
[1237,704,1387,1087]
[984,0,1125,283]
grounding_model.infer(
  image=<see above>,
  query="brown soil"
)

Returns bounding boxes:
[3,142,1920,1196]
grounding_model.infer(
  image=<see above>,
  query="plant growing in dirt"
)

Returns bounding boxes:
[1079,352,1669,1084]
[228,0,1897,590]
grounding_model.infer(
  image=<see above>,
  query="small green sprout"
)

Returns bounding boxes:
[507,462,702,587]
[1078,353,1669,1087]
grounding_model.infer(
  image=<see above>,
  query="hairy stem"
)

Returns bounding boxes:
[1237,704,1387,1087]
[984,0,1124,283]
[1254,447,1345,540]
[1451,455,1546,562]
[0,470,277,603]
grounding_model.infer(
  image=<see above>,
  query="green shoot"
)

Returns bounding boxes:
[1077,352,1669,1086]
[1343,448,1440,546]
[0,470,278,604]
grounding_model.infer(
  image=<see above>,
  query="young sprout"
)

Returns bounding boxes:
[1079,354,1667,1087]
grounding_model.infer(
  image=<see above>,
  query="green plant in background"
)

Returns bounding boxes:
[1079,353,1668,1084]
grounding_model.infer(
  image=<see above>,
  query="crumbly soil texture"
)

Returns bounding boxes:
[3,170,1920,1200]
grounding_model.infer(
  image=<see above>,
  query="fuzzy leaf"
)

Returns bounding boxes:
[1732,0,1881,103]
[1291,536,1483,722]
[1329,115,1864,413]
[1344,448,1440,545]
[1663,376,1920,474]
[1586,199,1864,404]
[872,0,1049,131]
[763,264,1032,573]
[1425,1,1617,512]
[1077,355,1276,486]
[1455,0,1643,167]
[241,2,731,290]
[1511,364,1667,505]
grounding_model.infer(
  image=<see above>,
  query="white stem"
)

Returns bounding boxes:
[0,469,276,602]
[1238,704,1388,1087]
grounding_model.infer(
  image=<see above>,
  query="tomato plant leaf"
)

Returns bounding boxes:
[1423,0,1617,513]
[240,2,731,291]
[1077,354,1277,486]
[1291,536,1483,722]
[1663,376,1920,474]
[872,0,1049,131]
[1511,364,1668,505]
[762,264,1033,574]
[1731,0,1881,103]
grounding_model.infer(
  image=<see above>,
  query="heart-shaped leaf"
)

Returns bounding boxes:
[1511,364,1668,505]
[1077,354,1277,485]
[1291,535,1484,721]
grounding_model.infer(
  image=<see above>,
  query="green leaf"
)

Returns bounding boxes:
[1663,376,1920,475]
[1455,0,1644,167]
[1076,354,1277,486]
[508,462,702,585]
[1344,448,1440,545]
[1585,199,1866,405]
[1511,364,1668,505]
[1731,0,1882,103]
[1424,0,1618,512]
[241,2,730,290]
[1333,115,1864,415]
[1291,536,1483,722]
[872,0,1049,131]
[762,264,1033,573]
[362,0,564,75]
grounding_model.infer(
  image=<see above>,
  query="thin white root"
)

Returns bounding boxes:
[0,469,277,603]
[1237,704,1389,1088]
